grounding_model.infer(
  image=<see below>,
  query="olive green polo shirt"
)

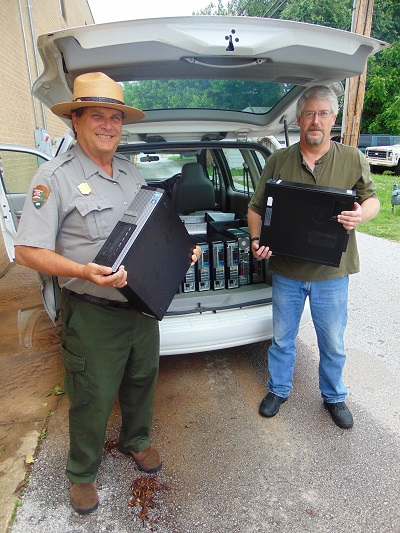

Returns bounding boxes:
[248,141,377,281]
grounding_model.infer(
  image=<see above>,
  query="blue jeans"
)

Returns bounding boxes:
[268,273,349,403]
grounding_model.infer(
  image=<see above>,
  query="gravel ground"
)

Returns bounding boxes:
[9,232,400,533]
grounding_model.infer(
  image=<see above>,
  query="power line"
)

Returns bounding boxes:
[238,0,288,18]
[263,0,289,18]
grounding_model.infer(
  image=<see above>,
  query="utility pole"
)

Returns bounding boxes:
[341,0,374,147]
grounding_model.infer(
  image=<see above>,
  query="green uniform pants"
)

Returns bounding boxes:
[61,290,160,483]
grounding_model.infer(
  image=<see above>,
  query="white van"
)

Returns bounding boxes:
[0,16,386,354]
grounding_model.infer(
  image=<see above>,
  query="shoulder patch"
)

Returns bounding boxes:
[32,185,50,209]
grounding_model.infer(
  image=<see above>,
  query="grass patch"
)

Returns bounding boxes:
[357,172,400,242]
[8,500,22,528]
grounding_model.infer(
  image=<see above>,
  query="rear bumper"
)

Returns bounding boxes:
[159,301,311,355]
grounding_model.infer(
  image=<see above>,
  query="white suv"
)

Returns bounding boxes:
[0,16,385,354]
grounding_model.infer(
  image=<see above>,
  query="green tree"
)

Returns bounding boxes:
[196,0,399,39]
[123,78,292,112]
[362,38,400,134]
[124,0,399,134]
[279,0,400,134]
[370,0,399,42]
[196,0,351,21]
[280,0,352,30]
[196,0,290,17]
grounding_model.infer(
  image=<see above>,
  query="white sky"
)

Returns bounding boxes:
[87,0,213,23]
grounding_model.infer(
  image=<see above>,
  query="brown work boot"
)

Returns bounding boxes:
[118,442,162,473]
[70,482,98,515]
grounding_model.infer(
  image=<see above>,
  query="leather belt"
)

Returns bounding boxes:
[67,290,133,309]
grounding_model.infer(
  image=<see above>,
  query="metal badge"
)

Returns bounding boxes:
[78,182,91,195]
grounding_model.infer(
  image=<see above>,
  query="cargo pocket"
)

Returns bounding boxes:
[62,347,91,405]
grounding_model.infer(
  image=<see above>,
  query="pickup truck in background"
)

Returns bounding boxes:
[366,141,400,175]
[358,134,400,154]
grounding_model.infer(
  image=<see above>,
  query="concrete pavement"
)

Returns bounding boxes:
[2,232,400,532]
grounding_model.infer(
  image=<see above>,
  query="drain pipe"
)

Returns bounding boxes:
[18,0,39,128]
[26,0,47,130]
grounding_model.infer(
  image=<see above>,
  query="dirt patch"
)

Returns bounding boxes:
[0,265,64,531]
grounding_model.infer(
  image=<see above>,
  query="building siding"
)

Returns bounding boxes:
[0,0,94,274]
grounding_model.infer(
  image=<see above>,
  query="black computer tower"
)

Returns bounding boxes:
[182,263,196,293]
[224,228,251,286]
[94,186,194,320]
[210,232,239,289]
[202,235,226,290]
[239,226,265,283]
[260,179,357,267]
[192,236,211,291]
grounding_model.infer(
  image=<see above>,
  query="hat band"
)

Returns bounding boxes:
[74,96,125,105]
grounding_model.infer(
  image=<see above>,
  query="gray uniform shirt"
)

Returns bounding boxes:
[16,144,146,306]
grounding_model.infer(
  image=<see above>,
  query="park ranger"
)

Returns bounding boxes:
[15,72,200,515]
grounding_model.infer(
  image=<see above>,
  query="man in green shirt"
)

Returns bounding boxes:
[248,85,380,429]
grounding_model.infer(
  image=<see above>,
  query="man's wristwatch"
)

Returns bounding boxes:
[251,236,260,243]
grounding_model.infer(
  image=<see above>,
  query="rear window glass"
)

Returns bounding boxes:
[116,146,267,196]
[134,152,197,182]
[123,80,296,114]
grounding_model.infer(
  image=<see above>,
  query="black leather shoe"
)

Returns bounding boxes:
[324,401,354,429]
[259,392,287,417]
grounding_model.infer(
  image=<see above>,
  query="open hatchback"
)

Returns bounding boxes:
[0,16,386,354]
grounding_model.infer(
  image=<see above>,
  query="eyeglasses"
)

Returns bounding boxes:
[301,110,334,120]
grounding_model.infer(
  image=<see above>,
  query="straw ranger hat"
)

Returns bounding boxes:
[51,72,145,124]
